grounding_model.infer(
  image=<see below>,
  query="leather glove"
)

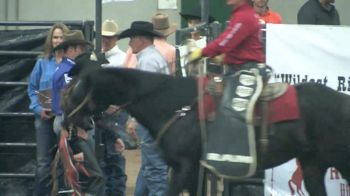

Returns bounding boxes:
[188,48,203,62]
[211,54,225,64]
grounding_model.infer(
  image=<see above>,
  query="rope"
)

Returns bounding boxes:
[67,89,92,118]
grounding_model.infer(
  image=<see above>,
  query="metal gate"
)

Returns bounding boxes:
[0,21,94,194]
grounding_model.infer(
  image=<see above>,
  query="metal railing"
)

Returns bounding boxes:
[0,20,95,180]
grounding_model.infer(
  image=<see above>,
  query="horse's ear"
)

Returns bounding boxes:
[69,51,107,77]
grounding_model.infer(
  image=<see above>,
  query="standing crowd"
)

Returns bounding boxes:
[27,0,340,195]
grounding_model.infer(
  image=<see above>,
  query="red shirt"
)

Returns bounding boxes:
[202,2,264,65]
[259,10,282,24]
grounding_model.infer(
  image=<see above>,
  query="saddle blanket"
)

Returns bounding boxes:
[198,77,300,124]
[256,84,300,123]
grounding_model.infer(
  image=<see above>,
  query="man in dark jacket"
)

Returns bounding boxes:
[297,0,340,25]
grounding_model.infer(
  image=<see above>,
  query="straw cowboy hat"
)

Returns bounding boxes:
[152,13,177,37]
[102,19,119,36]
[54,30,92,50]
[179,5,216,23]
[118,21,163,39]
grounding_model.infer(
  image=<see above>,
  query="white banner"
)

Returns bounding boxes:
[267,24,350,94]
[265,24,350,195]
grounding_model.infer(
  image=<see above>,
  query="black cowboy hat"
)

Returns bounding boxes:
[54,30,93,51]
[179,5,216,23]
[118,21,163,40]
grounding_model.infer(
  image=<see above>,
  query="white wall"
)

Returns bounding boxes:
[0,0,349,49]
[0,0,182,50]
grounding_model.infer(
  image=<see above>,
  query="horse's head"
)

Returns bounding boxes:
[60,51,109,130]
[60,67,139,131]
[61,66,181,133]
[61,77,96,131]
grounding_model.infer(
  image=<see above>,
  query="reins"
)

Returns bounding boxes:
[67,89,93,118]
[67,88,132,119]
[156,105,193,144]
[156,60,211,144]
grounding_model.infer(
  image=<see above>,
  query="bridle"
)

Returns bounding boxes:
[67,88,131,119]
[67,89,93,118]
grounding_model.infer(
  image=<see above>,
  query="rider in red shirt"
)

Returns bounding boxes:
[189,0,270,178]
[201,0,265,66]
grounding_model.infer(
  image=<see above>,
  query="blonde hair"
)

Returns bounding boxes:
[43,23,69,58]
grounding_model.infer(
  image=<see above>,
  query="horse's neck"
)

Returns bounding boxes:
[126,76,198,137]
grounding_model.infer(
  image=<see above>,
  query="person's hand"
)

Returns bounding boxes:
[126,118,138,141]
[76,127,89,140]
[211,54,225,64]
[115,138,125,153]
[73,152,84,162]
[188,48,203,62]
[104,104,120,115]
[60,128,69,139]
[40,108,53,120]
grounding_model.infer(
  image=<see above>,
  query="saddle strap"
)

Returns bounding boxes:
[259,101,269,155]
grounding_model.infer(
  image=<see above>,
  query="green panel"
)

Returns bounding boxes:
[180,0,231,27]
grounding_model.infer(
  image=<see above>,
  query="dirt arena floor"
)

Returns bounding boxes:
[124,149,191,196]
[124,149,141,196]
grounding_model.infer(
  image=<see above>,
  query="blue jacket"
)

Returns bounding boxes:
[28,57,58,116]
[52,57,75,115]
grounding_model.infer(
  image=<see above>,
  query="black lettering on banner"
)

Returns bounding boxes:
[338,76,346,91]
[274,74,328,86]
[329,167,342,180]
[337,76,350,92]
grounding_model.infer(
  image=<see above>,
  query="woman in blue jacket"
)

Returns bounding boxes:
[27,23,69,196]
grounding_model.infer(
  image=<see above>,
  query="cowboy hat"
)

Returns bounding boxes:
[179,5,216,23]
[102,19,119,36]
[152,13,177,37]
[54,30,93,51]
[118,21,163,40]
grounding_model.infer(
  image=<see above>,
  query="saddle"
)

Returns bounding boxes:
[199,74,300,179]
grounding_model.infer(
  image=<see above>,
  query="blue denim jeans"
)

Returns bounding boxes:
[101,136,127,196]
[99,111,129,196]
[33,117,57,196]
[134,124,168,196]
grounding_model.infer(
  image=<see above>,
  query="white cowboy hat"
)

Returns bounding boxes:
[102,19,119,36]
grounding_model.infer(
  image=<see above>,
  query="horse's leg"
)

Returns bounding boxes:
[167,159,198,196]
[299,158,327,196]
[186,167,200,196]
[167,170,186,196]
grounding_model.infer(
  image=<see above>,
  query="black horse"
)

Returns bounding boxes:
[62,67,350,196]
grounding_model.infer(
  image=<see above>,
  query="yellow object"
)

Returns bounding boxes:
[188,48,203,62]
[211,54,224,64]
